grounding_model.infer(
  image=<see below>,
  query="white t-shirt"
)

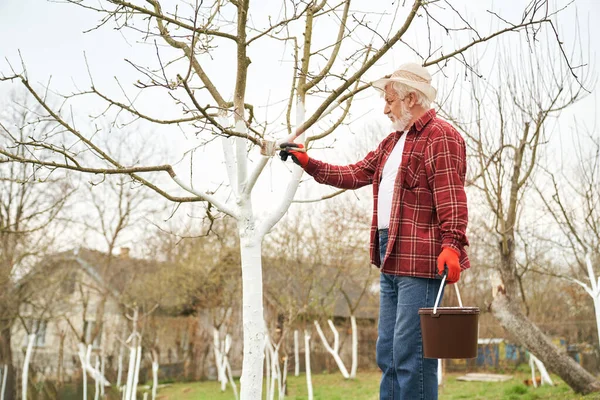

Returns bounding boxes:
[377,133,407,229]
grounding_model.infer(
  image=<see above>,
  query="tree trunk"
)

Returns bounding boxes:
[491,285,600,394]
[499,238,520,299]
[314,320,349,379]
[22,335,35,400]
[238,234,265,400]
[0,325,15,400]
[294,330,299,377]
[304,332,313,400]
[350,315,357,379]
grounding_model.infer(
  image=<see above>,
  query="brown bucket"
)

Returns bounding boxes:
[418,274,480,359]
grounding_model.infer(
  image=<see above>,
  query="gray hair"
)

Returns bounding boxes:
[391,81,432,109]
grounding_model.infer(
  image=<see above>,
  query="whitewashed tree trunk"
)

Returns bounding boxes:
[572,254,600,350]
[530,354,538,388]
[438,359,443,386]
[265,336,286,400]
[117,345,123,389]
[131,345,142,400]
[213,329,227,391]
[530,353,554,386]
[22,334,35,400]
[314,320,350,379]
[151,351,159,400]
[304,331,313,400]
[264,340,271,400]
[269,350,277,400]
[223,84,304,400]
[1,364,7,400]
[350,315,358,378]
[238,233,266,400]
[94,356,100,400]
[279,356,288,400]
[223,334,233,392]
[225,357,239,400]
[294,330,300,377]
[124,346,137,400]
[101,351,106,397]
[76,344,92,400]
[220,340,228,392]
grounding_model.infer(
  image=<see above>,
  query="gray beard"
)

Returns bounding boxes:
[391,112,411,132]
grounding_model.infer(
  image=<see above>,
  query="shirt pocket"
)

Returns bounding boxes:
[402,153,424,189]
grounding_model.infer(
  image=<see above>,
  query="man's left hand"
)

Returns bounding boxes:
[437,247,461,284]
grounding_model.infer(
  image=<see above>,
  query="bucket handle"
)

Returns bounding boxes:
[432,271,464,314]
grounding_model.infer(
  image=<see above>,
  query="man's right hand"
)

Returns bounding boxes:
[279,142,309,167]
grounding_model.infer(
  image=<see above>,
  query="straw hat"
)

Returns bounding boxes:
[371,63,437,103]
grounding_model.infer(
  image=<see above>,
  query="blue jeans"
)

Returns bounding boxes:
[376,229,443,400]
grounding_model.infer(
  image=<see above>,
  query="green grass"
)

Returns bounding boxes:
[156,370,600,400]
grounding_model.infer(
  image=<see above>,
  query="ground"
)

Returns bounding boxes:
[155,370,600,399]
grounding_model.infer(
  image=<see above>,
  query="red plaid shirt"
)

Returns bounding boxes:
[304,109,470,278]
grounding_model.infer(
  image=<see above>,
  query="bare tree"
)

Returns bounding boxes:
[0,95,72,400]
[440,43,599,393]
[0,1,579,397]
[537,131,600,348]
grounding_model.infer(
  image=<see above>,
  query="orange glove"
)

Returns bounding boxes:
[279,142,309,168]
[437,247,461,284]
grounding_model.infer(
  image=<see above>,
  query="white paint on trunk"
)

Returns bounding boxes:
[530,353,554,386]
[143,392,148,400]
[280,356,288,400]
[294,330,300,377]
[264,339,271,400]
[225,357,239,400]
[304,331,313,400]
[132,345,142,399]
[22,334,35,400]
[100,352,106,397]
[438,359,443,386]
[213,329,227,391]
[269,349,276,400]
[76,344,92,400]
[223,334,232,392]
[77,344,110,388]
[350,315,358,378]
[94,356,100,400]
[530,355,537,388]
[265,336,285,400]
[314,320,350,379]
[124,346,137,400]
[151,357,159,400]
[117,346,123,388]
[1,364,7,400]
[572,254,600,352]
[239,234,266,400]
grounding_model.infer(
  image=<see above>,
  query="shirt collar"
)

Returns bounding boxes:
[411,109,436,133]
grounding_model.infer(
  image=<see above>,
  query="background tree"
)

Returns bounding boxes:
[440,43,599,393]
[537,131,600,349]
[0,95,72,400]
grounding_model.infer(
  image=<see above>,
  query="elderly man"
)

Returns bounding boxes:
[280,63,470,399]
